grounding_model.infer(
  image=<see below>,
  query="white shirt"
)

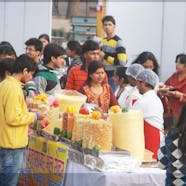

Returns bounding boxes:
[124,85,142,109]
[114,85,131,109]
[132,90,164,130]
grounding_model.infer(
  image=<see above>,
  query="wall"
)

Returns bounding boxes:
[106,1,186,81]
[1,1,186,81]
[0,0,52,56]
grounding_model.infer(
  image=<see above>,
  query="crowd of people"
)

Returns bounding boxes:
[0,15,186,186]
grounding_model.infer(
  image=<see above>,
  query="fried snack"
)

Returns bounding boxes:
[42,107,61,134]
[83,119,112,152]
[72,114,112,152]
[72,115,90,142]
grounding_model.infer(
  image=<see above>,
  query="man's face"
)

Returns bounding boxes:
[103,21,115,36]
[84,50,100,64]
[66,48,73,58]
[25,45,40,61]
[136,80,145,94]
[0,54,16,60]
[52,55,66,68]
[21,69,34,83]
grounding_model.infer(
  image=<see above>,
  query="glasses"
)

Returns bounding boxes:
[25,47,36,52]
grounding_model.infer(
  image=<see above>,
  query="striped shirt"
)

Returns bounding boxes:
[102,35,127,73]
[65,64,108,91]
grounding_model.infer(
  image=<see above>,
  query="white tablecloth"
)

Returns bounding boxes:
[64,161,166,186]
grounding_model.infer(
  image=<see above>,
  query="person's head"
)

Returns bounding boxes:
[136,69,159,94]
[25,38,43,61]
[12,54,37,83]
[176,103,186,164]
[0,41,17,59]
[66,40,81,58]
[0,45,16,60]
[38,34,50,54]
[87,61,105,84]
[126,64,144,86]
[113,67,128,86]
[0,58,15,81]
[132,51,159,75]
[81,40,100,65]
[175,53,186,74]
[102,15,116,37]
[43,43,66,68]
[59,74,67,89]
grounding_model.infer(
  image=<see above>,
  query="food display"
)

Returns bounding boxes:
[54,90,87,112]
[83,118,112,151]
[109,108,145,163]
[42,105,61,134]
[27,93,49,112]
[72,111,112,152]
[61,106,76,139]
[26,92,156,182]
[28,94,62,135]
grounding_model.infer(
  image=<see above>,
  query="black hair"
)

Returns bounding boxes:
[67,40,81,56]
[59,74,67,89]
[86,61,105,84]
[25,38,43,52]
[0,58,15,80]
[0,45,15,56]
[115,67,128,84]
[102,15,116,25]
[81,40,99,55]
[38,34,50,43]
[175,53,186,65]
[12,54,37,73]
[43,43,65,65]
[132,51,159,75]
[0,41,17,58]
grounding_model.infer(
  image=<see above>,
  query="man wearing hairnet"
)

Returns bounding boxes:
[122,64,144,109]
[132,69,164,159]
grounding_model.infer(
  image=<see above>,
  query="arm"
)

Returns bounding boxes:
[157,136,168,169]
[5,87,35,126]
[168,91,186,102]
[115,40,127,66]
[34,76,47,93]
[102,38,127,66]
[23,80,38,97]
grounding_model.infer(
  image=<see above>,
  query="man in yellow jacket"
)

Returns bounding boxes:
[0,54,45,186]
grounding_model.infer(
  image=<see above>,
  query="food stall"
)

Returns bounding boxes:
[19,90,166,186]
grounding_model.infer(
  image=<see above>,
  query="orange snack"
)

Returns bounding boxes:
[91,111,102,120]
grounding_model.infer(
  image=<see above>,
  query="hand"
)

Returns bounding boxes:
[168,91,184,101]
[36,110,46,120]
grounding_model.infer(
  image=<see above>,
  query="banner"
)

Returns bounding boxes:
[18,135,68,186]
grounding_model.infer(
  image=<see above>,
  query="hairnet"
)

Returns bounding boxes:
[126,64,144,79]
[136,69,159,88]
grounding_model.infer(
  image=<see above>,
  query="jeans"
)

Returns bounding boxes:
[108,77,117,92]
[0,148,24,186]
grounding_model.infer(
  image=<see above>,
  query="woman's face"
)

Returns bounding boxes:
[40,37,49,53]
[142,60,154,70]
[90,68,105,84]
[113,71,120,85]
[176,58,186,73]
